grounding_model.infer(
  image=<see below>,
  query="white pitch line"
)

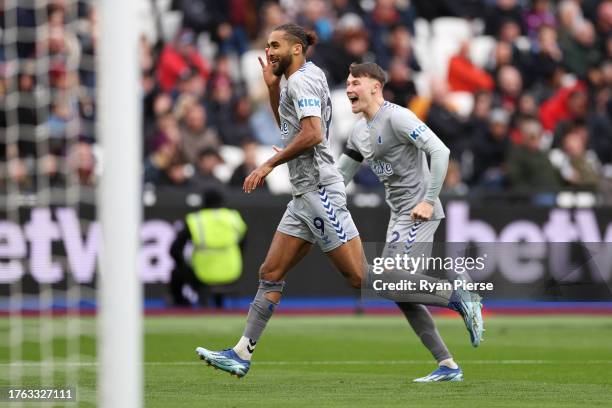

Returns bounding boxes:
[1,360,612,367]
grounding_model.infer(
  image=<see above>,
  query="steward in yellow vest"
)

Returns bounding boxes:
[169,189,247,307]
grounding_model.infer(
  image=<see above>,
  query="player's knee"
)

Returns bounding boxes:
[348,274,362,289]
[258,262,283,282]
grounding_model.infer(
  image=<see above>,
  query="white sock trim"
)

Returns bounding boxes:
[438,358,459,369]
[233,336,256,361]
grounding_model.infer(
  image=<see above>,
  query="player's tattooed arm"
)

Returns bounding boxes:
[243,116,323,193]
[258,49,281,126]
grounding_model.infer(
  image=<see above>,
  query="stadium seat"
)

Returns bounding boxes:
[330,88,353,142]
[413,37,432,73]
[414,18,431,42]
[215,145,244,183]
[469,36,496,68]
[241,50,267,100]
[515,36,532,52]
[413,71,432,98]
[431,17,472,42]
[429,37,462,78]
[256,146,292,194]
[447,91,475,118]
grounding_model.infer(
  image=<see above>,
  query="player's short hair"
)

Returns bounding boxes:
[349,62,387,86]
[273,23,318,54]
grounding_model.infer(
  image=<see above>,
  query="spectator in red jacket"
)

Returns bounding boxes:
[448,42,495,93]
[157,29,211,93]
[539,82,588,132]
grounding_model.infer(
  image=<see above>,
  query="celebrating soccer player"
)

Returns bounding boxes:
[338,62,481,382]
[196,24,483,379]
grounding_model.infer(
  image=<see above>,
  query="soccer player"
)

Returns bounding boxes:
[195,23,483,379]
[338,62,475,382]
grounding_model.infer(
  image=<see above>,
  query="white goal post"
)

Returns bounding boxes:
[97,0,143,407]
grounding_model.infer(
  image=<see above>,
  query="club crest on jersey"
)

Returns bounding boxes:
[410,124,429,140]
[298,98,320,108]
[280,122,289,139]
[369,159,394,177]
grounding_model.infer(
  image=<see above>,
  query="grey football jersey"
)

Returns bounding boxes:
[278,61,343,195]
[347,101,445,219]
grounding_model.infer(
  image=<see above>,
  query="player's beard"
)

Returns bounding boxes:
[272,53,292,76]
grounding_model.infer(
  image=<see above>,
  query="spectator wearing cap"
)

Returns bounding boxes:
[471,108,511,188]
[157,29,211,93]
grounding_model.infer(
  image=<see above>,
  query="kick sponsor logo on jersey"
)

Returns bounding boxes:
[297,98,320,108]
[410,124,429,140]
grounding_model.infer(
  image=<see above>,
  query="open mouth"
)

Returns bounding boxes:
[270,56,279,65]
[348,95,359,107]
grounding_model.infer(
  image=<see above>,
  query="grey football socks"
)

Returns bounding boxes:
[234,280,285,360]
[395,302,452,362]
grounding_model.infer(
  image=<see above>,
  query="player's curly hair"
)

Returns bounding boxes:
[274,23,318,54]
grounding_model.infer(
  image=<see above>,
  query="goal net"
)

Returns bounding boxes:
[0,0,142,406]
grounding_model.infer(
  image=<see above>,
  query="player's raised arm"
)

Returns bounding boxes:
[258,48,281,127]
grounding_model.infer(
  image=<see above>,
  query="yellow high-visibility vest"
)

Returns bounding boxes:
[185,208,246,285]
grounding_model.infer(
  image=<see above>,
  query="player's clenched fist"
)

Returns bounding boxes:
[410,201,433,221]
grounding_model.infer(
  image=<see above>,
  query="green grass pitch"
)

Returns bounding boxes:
[1,314,612,407]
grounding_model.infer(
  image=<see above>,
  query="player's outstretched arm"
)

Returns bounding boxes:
[243,116,323,193]
[258,49,281,127]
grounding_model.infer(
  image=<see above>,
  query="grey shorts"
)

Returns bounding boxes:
[382,213,441,261]
[277,182,360,252]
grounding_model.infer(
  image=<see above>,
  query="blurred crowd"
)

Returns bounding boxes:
[1,0,611,199]
[0,0,96,192]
